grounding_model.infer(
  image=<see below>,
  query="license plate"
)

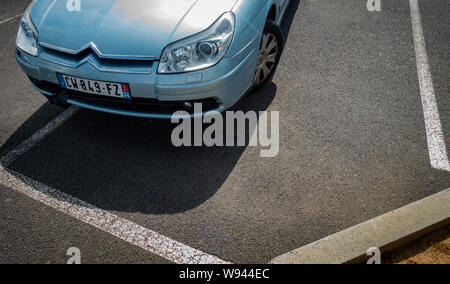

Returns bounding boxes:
[57,74,131,99]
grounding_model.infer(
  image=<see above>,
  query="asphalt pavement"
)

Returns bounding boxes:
[0,0,449,263]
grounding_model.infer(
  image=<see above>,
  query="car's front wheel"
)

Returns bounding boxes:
[253,20,283,90]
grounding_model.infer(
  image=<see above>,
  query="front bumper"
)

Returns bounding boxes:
[15,37,259,119]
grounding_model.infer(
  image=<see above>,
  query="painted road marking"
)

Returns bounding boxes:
[0,105,229,264]
[0,14,23,25]
[410,0,450,172]
[0,166,230,264]
[0,107,79,167]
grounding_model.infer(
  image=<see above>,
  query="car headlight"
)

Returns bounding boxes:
[16,1,38,56]
[158,12,235,74]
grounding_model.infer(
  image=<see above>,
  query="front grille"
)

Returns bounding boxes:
[69,91,220,114]
[29,78,220,114]
[40,46,154,74]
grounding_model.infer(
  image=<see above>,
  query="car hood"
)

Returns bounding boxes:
[31,0,238,59]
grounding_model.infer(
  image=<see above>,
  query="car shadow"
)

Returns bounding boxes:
[2,2,299,215]
[5,84,276,214]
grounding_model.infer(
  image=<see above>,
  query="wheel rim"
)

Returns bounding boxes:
[254,32,279,86]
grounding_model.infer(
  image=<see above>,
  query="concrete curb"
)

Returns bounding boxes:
[270,188,450,264]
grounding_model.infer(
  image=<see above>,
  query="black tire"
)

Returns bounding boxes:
[252,20,283,91]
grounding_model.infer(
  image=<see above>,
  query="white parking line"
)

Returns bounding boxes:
[0,165,230,264]
[0,105,230,263]
[0,14,23,25]
[0,107,79,167]
[410,0,450,172]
